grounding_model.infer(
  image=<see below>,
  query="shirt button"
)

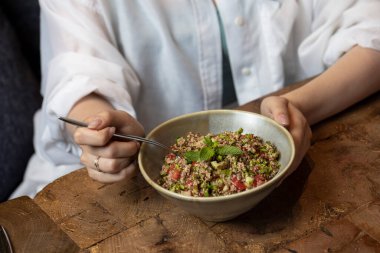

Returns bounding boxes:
[241,67,251,76]
[234,16,245,27]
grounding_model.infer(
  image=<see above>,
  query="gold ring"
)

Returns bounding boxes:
[94,156,101,172]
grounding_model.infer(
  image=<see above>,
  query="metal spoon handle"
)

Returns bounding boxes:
[58,117,171,151]
[0,225,13,253]
[112,133,170,150]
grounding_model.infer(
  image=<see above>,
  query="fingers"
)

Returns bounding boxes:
[84,110,144,137]
[67,109,145,184]
[74,126,116,146]
[288,103,312,148]
[260,96,290,127]
[282,103,312,178]
[81,140,140,158]
[81,152,130,173]
[96,141,140,158]
[79,136,140,183]
[87,161,137,183]
[80,141,140,172]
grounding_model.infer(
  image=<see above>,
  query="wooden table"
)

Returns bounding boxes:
[1,88,379,252]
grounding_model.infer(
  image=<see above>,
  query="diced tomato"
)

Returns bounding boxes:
[254,174,265,187]
[231,176,246,191]
[186,179,193,186]
[170,169,181,181]
[167,153,176,160]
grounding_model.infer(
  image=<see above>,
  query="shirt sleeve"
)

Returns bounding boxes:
[37,0,140,165]
[317,0,380,66]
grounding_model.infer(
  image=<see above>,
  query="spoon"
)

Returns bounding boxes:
[58,116,172,151]
[0,225,13,253]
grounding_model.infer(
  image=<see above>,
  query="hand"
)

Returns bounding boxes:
[72,110,145,183]
[260,96,312,179]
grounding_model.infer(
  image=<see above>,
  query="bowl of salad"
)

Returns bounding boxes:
[138,110,295,222]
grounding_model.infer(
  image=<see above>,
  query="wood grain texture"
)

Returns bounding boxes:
[0,196,79,253]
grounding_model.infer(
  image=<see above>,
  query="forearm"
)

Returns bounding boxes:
[66,93,114,135]
[283,46,380,125]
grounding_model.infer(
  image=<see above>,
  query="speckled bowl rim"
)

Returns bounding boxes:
[138,109,295,203]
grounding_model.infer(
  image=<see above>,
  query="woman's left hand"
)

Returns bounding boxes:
[260,96,312,179]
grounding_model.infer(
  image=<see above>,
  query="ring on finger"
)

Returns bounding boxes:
[94,155,102,172]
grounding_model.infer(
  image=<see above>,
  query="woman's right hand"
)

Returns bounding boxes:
[71,110,145,183]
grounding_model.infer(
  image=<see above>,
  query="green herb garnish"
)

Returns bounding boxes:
[200,147,215,161]
[216,146,243,156]
[184,150,200,163]
[184,136,243,163]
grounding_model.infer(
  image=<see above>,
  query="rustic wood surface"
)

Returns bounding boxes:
[0,196,79,253]
[0,85,379,252]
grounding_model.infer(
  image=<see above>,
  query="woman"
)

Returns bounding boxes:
[11,0,380,198]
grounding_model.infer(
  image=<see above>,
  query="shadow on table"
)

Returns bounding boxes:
[231,155,314,233]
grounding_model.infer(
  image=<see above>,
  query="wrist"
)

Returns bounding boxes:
[280,94,300,112]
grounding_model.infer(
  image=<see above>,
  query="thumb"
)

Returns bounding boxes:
[92,110,144,136]
[84,111,120,130]
[260,96,290,127]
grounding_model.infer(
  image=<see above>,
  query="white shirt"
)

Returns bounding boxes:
[11,0,380,198]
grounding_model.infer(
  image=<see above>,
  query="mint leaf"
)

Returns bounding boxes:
[184,150,200,163]
[212,140,220,148]
[217,146,243,156]
[204,136,213,147]
[199,147,215,161]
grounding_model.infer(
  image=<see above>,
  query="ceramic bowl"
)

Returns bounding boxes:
[138,110,295,222]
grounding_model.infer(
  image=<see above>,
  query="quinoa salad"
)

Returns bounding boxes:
[157,128,281,197]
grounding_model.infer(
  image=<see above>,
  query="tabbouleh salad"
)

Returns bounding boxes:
[157,128,281,197]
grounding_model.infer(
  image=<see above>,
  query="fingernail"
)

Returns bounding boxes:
[88,118,102,129]
[278,114,289,126]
